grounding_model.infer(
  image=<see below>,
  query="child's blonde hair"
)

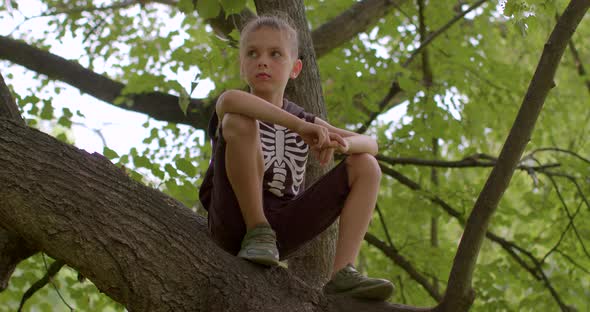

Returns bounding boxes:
[239,14,299,59]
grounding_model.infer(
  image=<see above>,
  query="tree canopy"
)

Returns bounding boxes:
[0,0,589,311]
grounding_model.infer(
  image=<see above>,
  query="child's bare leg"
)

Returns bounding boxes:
[333,153,381,275]
[222,113,267,229]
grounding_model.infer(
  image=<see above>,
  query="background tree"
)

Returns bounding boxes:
[0,0,589,311]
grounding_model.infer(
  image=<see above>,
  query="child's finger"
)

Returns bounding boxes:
[329,132,346,147]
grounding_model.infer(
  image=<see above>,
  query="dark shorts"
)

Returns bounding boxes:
[207,130,351,260]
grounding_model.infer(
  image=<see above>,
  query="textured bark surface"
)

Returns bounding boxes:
[0,119,428,312]
[0,72,37,291]
[0,74,24,124]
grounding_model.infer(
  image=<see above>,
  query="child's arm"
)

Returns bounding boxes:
[216,90,330,149]
[314,118,378,156]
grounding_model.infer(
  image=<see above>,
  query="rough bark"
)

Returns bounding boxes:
[312,0,408,58]
[254,0,335,289]
[0,72,37,291]
[0,118,429,312]
[439,1,589,310]
[0,74,24,124]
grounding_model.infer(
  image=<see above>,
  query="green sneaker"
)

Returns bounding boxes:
[237,224,280,267]
[323,264,394,300]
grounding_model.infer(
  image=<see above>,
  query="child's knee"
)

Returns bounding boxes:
[221,113,258,142]
[346,153,381,181]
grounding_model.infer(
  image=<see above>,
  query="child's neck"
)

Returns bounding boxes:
[252,90,285,108]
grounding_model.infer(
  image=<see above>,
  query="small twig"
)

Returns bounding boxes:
[525,147,590,165]
[397,275,407,304]
[365,232,443,301]
[546,175,590,261]
[18,255,67,312]
[377,153,560,171]
[375,204,395,248]
[42,254,74,311]
[540,200,583,264]
[556,249,590,275]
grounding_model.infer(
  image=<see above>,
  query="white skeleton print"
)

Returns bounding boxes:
[259,121,309,197]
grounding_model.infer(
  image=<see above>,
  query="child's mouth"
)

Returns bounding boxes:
[256,73,271,79]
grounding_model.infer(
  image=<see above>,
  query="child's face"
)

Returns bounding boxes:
[240,27,302,96]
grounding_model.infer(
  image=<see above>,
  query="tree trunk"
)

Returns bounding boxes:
[254,0,336,288]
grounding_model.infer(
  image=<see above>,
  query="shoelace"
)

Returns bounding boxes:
[338,266,365,283]
[250,233,276,245]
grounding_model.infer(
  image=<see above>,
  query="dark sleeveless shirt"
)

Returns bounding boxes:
[199,99,315,210]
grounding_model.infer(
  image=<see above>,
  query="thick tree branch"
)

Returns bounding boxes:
[0,72,37,292]
[0,117,439,312]
[312,0,409,58]
[440,1,588,310]
[0,35,215,130]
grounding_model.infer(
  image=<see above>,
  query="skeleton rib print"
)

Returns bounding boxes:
[259,121,309,198]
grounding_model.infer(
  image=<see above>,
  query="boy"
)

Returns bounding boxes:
[199,15,394,300]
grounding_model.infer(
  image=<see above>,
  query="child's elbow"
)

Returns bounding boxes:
[216,90,240,116]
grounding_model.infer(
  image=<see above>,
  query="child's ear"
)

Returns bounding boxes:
[290,59,303,79]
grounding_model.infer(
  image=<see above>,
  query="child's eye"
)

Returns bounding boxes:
[247,50,258,58]
[271,51,282,57]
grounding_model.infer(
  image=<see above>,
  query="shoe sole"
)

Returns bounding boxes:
[239,254,280,267]
[328,283,394,301]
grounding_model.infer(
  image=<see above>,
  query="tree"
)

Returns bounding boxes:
[1,0,589,311]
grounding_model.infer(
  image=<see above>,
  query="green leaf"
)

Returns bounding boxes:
[219,0,246,15]
[40,100,54,120]
[134,155,151,169]
[56,132,68,142]
[175,158,197,176]
[178,87,190,116]
[103,147,119,160]
[196,0,221,19]
[177,0,194,13]
[57,116,72,128]
[165,164,179,177]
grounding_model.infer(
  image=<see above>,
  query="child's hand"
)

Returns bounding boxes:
[295,121,329,150]
[330,133,349,154]
[314,133,347,166]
